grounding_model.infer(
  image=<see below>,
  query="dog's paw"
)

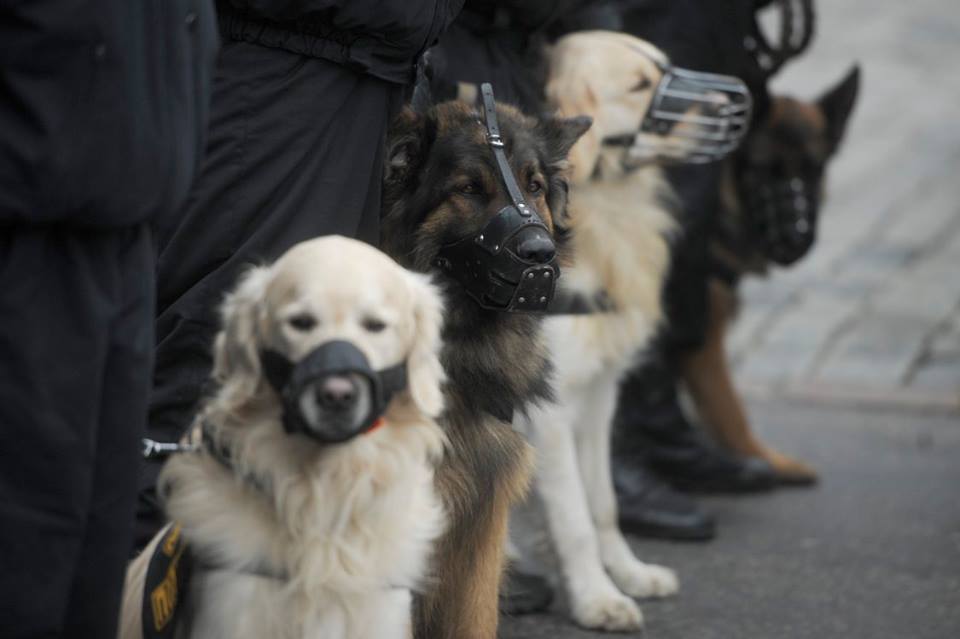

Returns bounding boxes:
[570,588,644,632]
[609,561,679,599]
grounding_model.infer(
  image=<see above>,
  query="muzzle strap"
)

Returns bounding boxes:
[377,361,409,407]
[480,83,533,216]
[260,349,295,396]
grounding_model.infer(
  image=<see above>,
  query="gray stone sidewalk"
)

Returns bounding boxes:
[728,0,960,410]
[501,399,960,639]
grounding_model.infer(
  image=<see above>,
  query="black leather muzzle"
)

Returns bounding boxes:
[433,83,559,312]
[740,167,821,265]
[260,340,407,444]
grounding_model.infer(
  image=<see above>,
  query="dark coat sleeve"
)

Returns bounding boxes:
[218,0,463,83]
[228,0,464,50]
[0,0,218,229]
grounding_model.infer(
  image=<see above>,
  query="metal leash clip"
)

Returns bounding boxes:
[142,437,196,460]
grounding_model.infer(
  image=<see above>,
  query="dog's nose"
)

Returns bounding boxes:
[516,231,556,264]
[317,375,358,411]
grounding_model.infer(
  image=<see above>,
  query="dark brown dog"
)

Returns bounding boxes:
[683,66,860,483]
[381,100,589,639]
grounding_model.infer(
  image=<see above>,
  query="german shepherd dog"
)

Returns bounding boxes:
[380,101,590,638]
[682,66,861,483]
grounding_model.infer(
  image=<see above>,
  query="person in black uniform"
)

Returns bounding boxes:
[427,0,621,113]
[0,2,218,637]
[137,0,465,548]
[612,0,782,535]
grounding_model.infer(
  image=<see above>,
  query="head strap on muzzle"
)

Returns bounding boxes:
[433,83,560,312]
[605,65,753,165]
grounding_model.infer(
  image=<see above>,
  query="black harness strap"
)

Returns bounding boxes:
[196,419,276,498]
[545,289,616,315]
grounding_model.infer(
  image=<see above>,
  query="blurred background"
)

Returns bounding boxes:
[503,1,960,637]
[734,0,960,407]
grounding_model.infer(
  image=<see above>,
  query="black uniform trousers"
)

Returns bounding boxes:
[615,0,769,414]
[137,40,401,548]
[0,224,154,638]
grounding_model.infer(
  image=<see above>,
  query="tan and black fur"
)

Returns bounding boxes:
[683,66,861,482]
[380,101,590,639]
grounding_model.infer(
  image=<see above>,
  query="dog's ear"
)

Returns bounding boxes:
[404,271,446,418]
[212,264,272,392]
[384,108,426,185]
[542,77,599,184]
[818,64,861,154]
[538,114,592,231]
[540,114,594,168]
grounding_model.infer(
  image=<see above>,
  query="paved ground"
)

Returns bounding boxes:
[501,399,960,639]
[729,0,960,410]
[504,2,960,637]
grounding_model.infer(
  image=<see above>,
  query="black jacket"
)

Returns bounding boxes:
[429,0,590,113]
[0,0,219,229]
[618,0,771,121]
[216,0,465,84]
[614,0,775,352]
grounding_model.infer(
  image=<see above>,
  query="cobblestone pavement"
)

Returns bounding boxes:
[728,0,960,410]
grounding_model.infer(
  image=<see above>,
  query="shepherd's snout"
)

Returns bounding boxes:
[317,376,358,411]
[516,230,556,264]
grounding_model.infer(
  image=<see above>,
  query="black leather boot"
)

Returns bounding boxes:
[500,567,554,615]
[614,355,777,494]
[613,459,716,541]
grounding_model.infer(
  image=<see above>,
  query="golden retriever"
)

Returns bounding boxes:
[118,236,447,639]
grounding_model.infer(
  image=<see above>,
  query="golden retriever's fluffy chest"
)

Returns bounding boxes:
[544,310,654,388]
[162,422,446,639]
[548,168,674,386]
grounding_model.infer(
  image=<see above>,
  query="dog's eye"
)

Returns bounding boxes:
[458,182,482,196]
[288,313,317,332]
[631,77,652,92]
[527,179,544,195]
[362,316,387,333]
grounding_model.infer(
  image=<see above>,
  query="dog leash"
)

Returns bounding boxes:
[143,421,274,501]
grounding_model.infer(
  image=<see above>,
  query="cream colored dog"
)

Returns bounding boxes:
[511,32,687,631]
[119,236,447,639]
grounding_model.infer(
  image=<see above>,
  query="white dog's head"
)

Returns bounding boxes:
[547,31,671,183]
[547,31,751,183]
[211,236,445,442]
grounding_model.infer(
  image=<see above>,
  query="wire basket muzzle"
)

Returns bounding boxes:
[636,67,753,164]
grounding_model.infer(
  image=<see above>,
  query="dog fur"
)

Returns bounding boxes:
[380,100,590,639]
[685,66,861,481]
[508,31,688,632]
[119,236,448,639]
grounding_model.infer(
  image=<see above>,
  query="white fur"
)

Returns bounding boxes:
[119,236,448,639]
[512,33,684,632]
